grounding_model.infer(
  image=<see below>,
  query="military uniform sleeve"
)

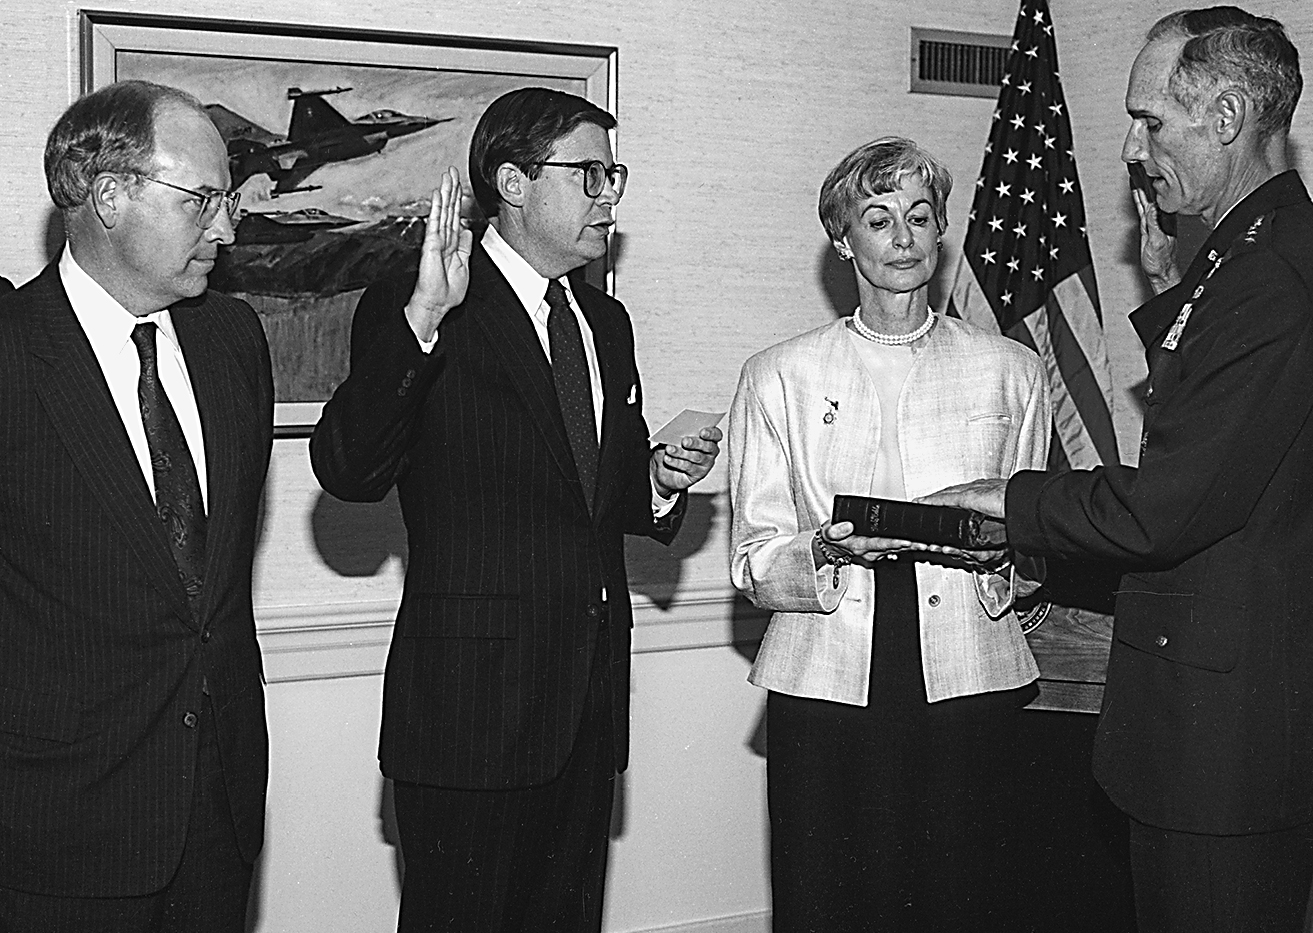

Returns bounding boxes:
[1008,248,1313,566]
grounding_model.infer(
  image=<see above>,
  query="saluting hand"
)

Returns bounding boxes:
[405,167,473,343]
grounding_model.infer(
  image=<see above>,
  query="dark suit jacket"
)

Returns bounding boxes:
[1008,172,1313,835]
[0,263,273,896]
[311,241,682,790]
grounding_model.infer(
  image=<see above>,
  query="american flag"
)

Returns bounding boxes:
[948,0,1118,470]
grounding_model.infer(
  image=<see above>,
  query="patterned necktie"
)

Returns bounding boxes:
[545,279,599,505]
[132,322,207,609]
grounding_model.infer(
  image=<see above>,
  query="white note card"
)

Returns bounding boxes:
[650,409,726,447]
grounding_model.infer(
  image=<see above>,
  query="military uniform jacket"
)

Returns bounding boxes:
[1008,171,1313,834]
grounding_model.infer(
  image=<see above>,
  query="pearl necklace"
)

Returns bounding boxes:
[849,308,935,345]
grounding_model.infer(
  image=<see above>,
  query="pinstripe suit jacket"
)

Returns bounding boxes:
[0,264,273,897]
[730,315,1048,705]
[310,242,682,790]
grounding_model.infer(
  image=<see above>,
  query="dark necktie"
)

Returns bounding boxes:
[132,322,207,609]
[545,279,598,505]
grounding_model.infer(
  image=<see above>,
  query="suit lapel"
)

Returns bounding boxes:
[26,265,193,621]
[172,297,245,624]
[466,246,589,508]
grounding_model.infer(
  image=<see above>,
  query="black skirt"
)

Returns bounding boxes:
[766,559,1035,933]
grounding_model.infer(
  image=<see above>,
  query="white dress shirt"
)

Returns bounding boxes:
[59,246,208,510]
[481,224,604,442]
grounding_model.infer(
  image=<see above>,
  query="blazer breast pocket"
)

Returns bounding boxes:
[403,593,521,639]
[965,412,1016,475]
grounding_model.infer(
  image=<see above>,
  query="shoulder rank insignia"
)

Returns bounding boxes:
[1235,211,1276,252]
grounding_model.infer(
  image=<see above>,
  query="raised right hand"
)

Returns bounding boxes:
[405,167,473,343]
[1132,185,1181,295]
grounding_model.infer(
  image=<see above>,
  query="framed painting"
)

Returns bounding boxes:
[81,11,618,435]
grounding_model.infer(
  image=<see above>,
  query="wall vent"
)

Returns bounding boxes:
[910,27,1011,98]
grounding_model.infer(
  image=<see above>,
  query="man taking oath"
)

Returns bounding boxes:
[310,87,721,933]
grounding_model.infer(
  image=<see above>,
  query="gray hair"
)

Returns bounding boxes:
[818,136,952,242]
[44,80,206,211]
[1148,6,1301,139]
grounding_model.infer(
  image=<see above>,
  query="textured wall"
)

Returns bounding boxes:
[7,1,1312,480]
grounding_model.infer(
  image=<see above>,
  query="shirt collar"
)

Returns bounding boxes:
[481,224,576,317]
[59,245,179,358]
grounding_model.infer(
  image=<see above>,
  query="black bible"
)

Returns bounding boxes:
[831,495,1006,549]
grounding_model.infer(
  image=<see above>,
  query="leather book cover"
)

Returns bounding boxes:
[831,495,1006,549]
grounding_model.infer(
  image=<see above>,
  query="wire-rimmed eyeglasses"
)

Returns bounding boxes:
[533,160,628,200]
[139,175,242,228]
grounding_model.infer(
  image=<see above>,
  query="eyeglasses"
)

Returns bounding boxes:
[139,175,242,228]
[533,160,628,199]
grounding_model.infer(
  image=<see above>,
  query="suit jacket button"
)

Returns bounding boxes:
[397,387,407,396]
[927,595,941,607]
[183,712,198,729]
[1155,635,1169,647]
[200,629,211,643]
[586,605,601,619]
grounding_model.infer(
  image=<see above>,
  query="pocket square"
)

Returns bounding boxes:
[627,384,637,404]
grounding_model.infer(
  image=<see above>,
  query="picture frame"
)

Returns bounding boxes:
[81,11,618,436]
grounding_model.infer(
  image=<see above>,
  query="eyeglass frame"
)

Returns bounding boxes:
[136,174,242,228]
[531,160,628,200]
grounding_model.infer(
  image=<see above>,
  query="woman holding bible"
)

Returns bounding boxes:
[727,137,1050,933]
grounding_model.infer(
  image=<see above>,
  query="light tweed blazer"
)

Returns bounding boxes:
[729,314,1050,705]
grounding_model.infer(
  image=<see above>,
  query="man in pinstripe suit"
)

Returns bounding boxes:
[311,88,720,932]
[0,81,273,931]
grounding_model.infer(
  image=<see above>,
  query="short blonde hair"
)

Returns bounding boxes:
[818,136,952,241]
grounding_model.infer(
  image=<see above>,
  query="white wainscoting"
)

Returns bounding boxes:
[255,583,771,683]
[255,587,774,933]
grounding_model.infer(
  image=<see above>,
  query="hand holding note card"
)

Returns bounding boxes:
[651,410,726,446]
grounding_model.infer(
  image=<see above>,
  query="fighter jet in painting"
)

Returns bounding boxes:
[206,87,451,193]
